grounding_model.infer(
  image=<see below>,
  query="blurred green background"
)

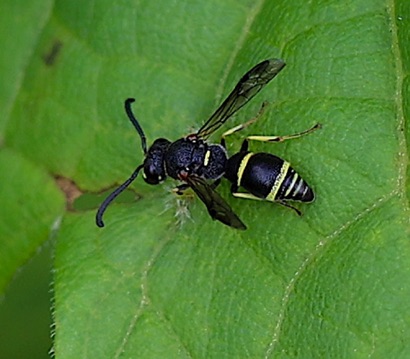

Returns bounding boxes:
[1,0,410,358]
[0,246,52,358]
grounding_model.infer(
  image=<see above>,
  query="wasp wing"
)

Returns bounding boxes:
[196,58,286,139]
[186,176,246,230]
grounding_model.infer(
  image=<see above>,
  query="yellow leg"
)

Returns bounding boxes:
[172,184,190,195]
[246,123,321,143]
[221,101,269,139]
[232,192,264,201]
[233,192,302,215]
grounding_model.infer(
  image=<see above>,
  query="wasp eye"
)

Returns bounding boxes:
[144,174,160,185]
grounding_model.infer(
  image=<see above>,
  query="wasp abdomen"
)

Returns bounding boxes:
[225,152,314,203]
[278,166,314,202]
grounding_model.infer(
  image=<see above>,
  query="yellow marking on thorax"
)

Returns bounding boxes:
[237,153,254,187]
[204,150,211,166]
[266,161,290,202]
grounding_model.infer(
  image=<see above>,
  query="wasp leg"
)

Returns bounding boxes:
[239,139,249,152]
[277,200,302,216]
[173,184,190,195]
[211,178,222,190]
[232,192,264,201]
[174,179,221,193]
[221,134,248,152]
[230,183,239,194]
[220,137,227,149]
[246,123,321,143]
[232,191,303,216]
[221,101,269,141]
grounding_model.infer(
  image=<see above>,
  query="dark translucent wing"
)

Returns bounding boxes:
[196,58,286,139]
[186,176,246,230]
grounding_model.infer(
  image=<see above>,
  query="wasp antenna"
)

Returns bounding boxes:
[125,98,148,155]
[96,164,144,227]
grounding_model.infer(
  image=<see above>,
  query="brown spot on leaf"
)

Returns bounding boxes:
[55,176,82,210]
[43,40,63,66]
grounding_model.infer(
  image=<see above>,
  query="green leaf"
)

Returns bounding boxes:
[1,0,410,358]
[0,149,64,291]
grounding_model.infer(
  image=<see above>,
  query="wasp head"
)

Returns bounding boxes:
[142,138,171,184]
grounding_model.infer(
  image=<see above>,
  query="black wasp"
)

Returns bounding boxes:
[96,59,320,230]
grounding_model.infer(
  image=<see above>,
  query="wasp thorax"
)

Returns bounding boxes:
[164,138,227,181]
[164,138,206,180]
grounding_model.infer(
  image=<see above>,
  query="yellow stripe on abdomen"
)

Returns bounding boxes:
[284,171,298,197]
[237,153,254,187]
[266,161,290,202]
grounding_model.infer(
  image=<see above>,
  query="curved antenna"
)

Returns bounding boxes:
[96,164,144,227]
[125,98,147,154]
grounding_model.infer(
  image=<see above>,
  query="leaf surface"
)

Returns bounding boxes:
[1,0,409,358]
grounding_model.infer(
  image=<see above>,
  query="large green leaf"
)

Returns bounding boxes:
[1,0,409,358]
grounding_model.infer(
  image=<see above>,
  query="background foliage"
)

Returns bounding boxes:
[0,0,409,358]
